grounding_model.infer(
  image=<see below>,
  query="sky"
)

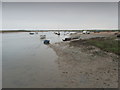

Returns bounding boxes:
[2,2,118,30]
[118,2,120,30]
[2,0,120,2]
[0,1,2,30]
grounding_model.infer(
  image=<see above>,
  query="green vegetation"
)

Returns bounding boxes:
[70,35,120,55]
[86,37,120,55]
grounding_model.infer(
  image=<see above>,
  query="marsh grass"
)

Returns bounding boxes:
[86,37,120,55]
[70,36,120,55]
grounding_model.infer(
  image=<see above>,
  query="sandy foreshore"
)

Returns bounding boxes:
[49,33,119,88]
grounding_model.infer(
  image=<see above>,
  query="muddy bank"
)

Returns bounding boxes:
[49,40,119,88]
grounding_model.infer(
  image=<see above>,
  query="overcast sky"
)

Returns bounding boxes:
[2,2,118,30]
[2,0,120,2]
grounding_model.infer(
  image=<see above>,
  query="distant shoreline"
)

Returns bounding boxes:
[0,30,119,33]
[0,30,48,33]
[0,30,30,33]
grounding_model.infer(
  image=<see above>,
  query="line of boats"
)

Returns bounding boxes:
[29,32,50,44]
[29,32,38,35]
[29,32,81,44]
[29,32,46,39]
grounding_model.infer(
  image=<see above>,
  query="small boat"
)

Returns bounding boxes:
[62,38,71,41]
[40,35,46,39]
[62,36,80,41]
[54,32,60,35]
[69,32,77,35]
[57,32,60,35]
[44,40,50,44]
[29,32,34,35]
[64,32,70,35]
[82,31,90,34]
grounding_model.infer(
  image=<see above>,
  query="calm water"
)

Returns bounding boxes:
[2,32,67,88]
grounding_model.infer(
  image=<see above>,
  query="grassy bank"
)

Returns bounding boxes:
[86,37,120,55]
[70,37,120,55]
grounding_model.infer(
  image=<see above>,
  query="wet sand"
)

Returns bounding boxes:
[49,33,119,88]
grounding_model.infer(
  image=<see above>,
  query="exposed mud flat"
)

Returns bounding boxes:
[49,40,119,88]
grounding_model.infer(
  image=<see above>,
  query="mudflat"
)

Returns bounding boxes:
[49,32,119,88]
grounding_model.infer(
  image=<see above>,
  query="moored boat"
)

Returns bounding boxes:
[54,32,60,35]
[40,35,46,39]
[62,36,80,41]
[29,32,34,35]
[62,38,71,41]
[44,40,50,44]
